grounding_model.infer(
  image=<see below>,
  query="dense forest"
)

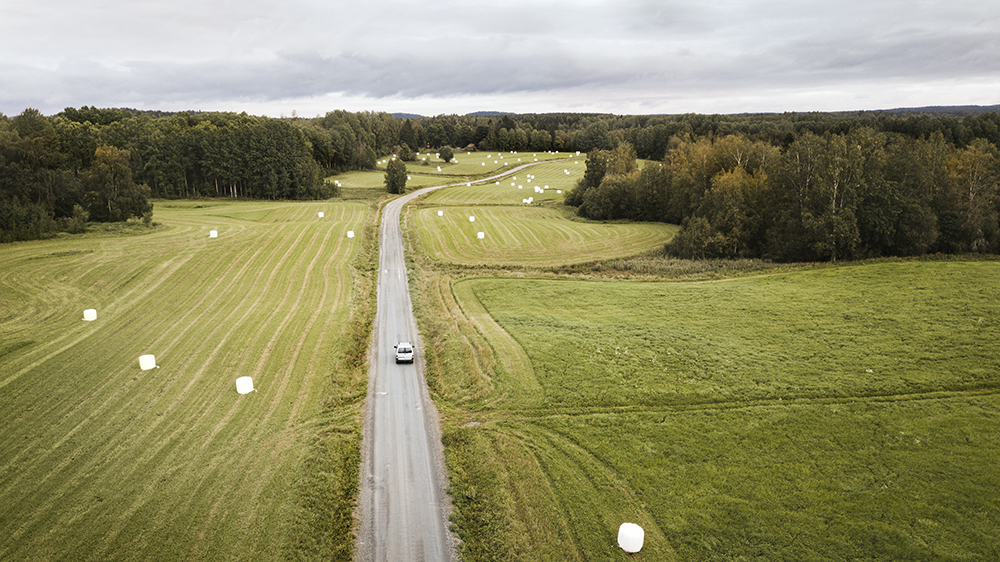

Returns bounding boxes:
[565,128,1000,261]
[3,105,999,254]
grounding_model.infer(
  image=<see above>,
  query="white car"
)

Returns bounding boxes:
[394,342,414,364]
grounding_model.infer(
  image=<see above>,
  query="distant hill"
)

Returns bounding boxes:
[466,111,515,117]
[871,104,1000,116]
[392,113,425,120]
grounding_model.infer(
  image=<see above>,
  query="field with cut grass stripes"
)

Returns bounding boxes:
[0,200,372,561]
[419,160,584,206]
[333,151,585,197]
[410,205,676,267]
[432,261,1000,560]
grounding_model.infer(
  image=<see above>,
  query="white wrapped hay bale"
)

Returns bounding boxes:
[209,230,218,238]
[438,210,444,216]
[477,232,485,239]
[469,216,475,222]
[236,376,255,394]
[83,309,97,321]
[318,211,324,218]
[617,523,644,553]
[347,231,355,238]
[139,354,157,370]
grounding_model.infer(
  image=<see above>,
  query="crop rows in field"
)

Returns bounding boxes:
[0,200,369,561]
[411,205,675,267]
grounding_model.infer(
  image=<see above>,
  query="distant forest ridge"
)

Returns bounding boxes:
[29,104,996,121]
[3,104,999,255]
[394,105,1000,120]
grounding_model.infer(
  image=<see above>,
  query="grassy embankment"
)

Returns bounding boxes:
[402,164,1000,560]
[0,199,379,561]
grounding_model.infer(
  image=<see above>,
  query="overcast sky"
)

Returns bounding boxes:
[2,0,998,117]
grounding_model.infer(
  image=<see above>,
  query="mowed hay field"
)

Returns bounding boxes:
[425,261,1000,560]
[0,200,373,561]
[334,151,583,196]
[407,161,675,268]
[412,206,675,267]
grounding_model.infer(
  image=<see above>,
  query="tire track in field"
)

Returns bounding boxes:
[525,423,676,560]
[496,385,1000,421]
[450,278,541,398]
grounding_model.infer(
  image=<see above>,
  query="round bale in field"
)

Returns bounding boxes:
[618,523,644,553]
[139,354,157,370]
[236,376,255,394]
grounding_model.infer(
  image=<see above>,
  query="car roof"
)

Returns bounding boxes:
[398,341,412,347]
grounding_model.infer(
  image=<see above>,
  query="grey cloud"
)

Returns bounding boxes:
[2,0,999,115]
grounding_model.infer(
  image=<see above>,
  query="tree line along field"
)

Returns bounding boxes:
[0,200,375,561]
[404,176,1000,560]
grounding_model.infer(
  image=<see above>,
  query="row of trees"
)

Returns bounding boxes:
[2,108,338,242]
[1,109,152,242]
[57,109,330,200]
[566,129,1000,261]
[5,105,999,247]
[300,108,1000,162]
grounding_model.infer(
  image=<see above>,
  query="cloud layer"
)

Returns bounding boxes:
[2,0,999,116]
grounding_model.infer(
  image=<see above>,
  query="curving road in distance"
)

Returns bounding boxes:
[356,163,546,561]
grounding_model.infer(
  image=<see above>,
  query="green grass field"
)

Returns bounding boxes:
[410,206,675,267]
[8,169,998,562]
[405,150,579,177]
[404,159,672,268]
[0,200,375,561]
[331,152,586,202]
[419,160,584,206]
[417,260,1000,560]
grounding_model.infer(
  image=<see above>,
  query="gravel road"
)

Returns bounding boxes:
[355,163,545,561]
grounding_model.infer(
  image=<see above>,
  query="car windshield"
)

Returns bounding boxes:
[399,347,411,353]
